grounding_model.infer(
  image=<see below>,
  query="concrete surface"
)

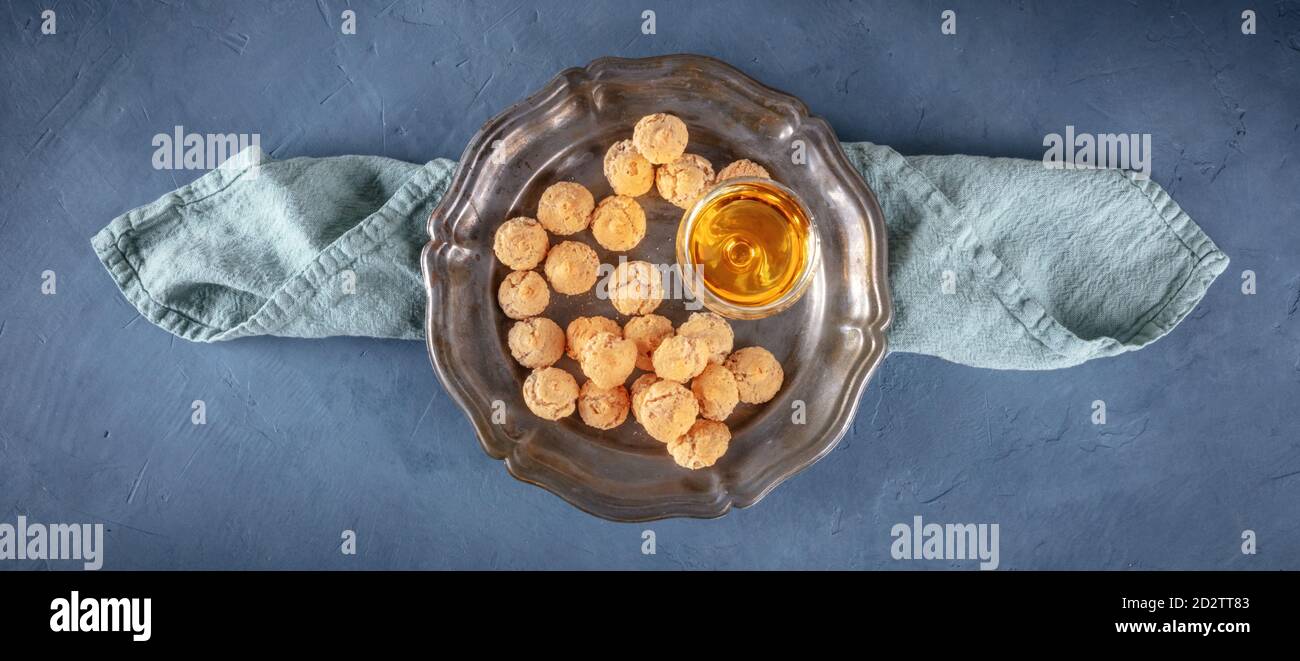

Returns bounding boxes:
[1,0,1297,569]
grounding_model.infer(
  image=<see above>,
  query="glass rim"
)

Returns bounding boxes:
[675,177,821,320]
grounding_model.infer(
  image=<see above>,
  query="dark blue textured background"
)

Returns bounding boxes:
[2,0,1297,569]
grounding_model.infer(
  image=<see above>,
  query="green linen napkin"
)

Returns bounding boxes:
[91,143,1227,370]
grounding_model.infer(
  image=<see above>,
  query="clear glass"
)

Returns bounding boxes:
[676,177,821,320]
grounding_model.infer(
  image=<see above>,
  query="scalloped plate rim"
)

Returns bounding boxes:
[423,54,893,521]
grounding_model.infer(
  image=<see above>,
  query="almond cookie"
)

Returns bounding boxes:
[632,113,688,165]
[629,373,661,424]
[638,380,699,443]
[537,181,594,235]
[667,419,731,470]
[655,153,715,209]
[603,139,655,197]
[691,363,739,421]
[676,312,733,364]
[716,159,770,182]
[565,316,622,361]
[577,331,637,389]
[492,216,549,270]
[651,334,709,382]
[522,367,579,420]
[623,314,674,371]
[609,260,664,316]
[577,380,630,430]
[543,240,599,295]
[507,317,565,369]
[590,195,646,252]
[723,346,784,404]
[497,270,549,320]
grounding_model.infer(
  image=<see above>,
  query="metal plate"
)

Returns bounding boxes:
[422,55,892,521]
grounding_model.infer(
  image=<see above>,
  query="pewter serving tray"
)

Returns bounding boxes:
[422,55,892,521]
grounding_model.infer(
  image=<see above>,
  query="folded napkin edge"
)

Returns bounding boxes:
[90,149,455,342]
[861,142,1229,369]
[1108,175,1229,352]
[89,153,273,342]
[232,158,454,340]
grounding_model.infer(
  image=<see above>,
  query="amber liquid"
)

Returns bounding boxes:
[686,180,810,306]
